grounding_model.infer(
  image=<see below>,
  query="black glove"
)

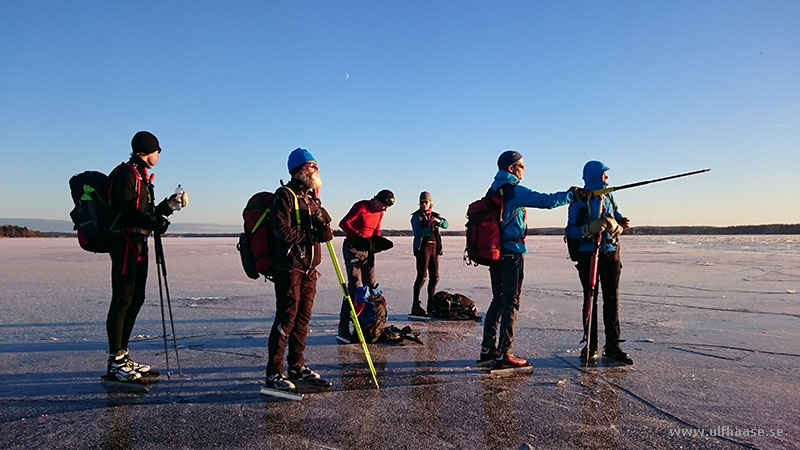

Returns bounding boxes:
[314,224,334,243]
[571,187,594,202]
[352,236,373,252]
[152,215,170,235]
[371,236,394,253]
[313,207,332,226]
[155,197,174,217]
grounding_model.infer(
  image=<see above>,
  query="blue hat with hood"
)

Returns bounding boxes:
[582,160,610,191]
[288,148,315,174]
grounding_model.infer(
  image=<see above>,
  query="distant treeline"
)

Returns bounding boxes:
[3,223,799,238]
[0,225,52,237]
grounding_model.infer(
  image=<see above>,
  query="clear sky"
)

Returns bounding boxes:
[1,1,798,231]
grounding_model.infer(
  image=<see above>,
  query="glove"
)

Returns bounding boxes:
[313,206,332,226]
[155,198,174,217]
[352,236,373,252]
[581,217,623,238]
[618,217,630,229]
[606,218,624,237]
[371,236,394,253]
[310,224,334,243]
[152,215,170,235]
[571,187,594,202]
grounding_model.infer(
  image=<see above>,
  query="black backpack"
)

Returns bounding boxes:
[564,203,589,261]
[430,291,481,321]
[68,171,121,253]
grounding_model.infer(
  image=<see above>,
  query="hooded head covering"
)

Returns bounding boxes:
[582,160,610,191]
[374,189,395,206]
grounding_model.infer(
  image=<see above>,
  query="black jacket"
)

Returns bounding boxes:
[269,178,328,271]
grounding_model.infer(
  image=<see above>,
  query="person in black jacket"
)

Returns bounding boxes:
[265,148,334,392]
[105,131,187,382]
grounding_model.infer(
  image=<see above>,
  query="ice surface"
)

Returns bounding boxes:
[0,236,797,449]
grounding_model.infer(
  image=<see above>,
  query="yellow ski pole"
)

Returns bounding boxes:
[326,240,379,389]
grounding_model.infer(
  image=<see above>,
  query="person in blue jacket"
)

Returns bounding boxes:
[565,160,633,364]
[409,191,449,317]
[480,150,584,369]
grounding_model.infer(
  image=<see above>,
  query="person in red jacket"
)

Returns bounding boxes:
[336,189,395,340]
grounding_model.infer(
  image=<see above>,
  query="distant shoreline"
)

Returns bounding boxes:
[2,223,798,238]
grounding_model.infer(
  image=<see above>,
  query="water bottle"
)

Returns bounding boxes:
[170,184,185,211]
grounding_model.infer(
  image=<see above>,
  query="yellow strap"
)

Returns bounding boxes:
[250,187,301,234]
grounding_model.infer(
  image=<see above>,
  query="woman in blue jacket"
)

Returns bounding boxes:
[565,160,633,364]
[410,191,448,317]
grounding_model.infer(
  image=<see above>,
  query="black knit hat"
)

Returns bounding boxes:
[374,189,395,207]
[131,131,161,155]
[497,150,522,170]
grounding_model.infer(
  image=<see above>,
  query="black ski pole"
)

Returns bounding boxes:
[592,169,710,196]
[155,232,183,376]
[155,240,171,379]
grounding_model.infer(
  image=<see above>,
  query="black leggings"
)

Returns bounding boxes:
[413,240,439,305]
[107,235,148,354]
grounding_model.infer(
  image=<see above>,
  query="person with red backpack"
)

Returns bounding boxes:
[264,148,334,392]
[480,150,586,369]
[105,131,186,383]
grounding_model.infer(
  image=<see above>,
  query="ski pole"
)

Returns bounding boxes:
[154,232,183,376]
[591,169,710,196]
[155,239,171,379]
[582,233,601,367]
[326,240,380,389]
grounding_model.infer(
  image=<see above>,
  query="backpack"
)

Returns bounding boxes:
[464,187,507,266]
[351,286,387,343]
[565,203,588,262]
[68,170,121,253]
[430,291,481,321]
[237,187,301,280]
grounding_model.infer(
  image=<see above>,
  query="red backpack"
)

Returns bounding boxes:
[237,187,299,280]
[464,187,507,266]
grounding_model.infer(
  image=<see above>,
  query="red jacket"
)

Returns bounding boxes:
[339,200,383,239]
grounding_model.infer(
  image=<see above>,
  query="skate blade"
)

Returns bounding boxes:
[293,379,333,394]
[259,386,304,401]
[100,376,149,393]
[476,359,495,368]
[487,364,533,377]
[407,314,432,321]
[335,335,353,345]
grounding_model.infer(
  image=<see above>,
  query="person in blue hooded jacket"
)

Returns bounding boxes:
[565,160,633,364]
[480,150,585,369]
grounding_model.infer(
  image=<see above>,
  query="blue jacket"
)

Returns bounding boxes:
[491,170,574,254]
[565,161,625,254]
[410,209,449,253]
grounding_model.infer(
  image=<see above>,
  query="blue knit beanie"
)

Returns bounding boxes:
[288,148,315,174]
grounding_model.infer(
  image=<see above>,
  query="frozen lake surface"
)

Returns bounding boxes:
[1,236,798,449]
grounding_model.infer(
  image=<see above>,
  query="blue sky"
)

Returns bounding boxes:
[1,1,798,231]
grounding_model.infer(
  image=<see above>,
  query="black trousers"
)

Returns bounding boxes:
[575,250,622,349]
[483,253,524,355]
[107,235,148,354]
[412,240,439,307]
[267,269,317,376]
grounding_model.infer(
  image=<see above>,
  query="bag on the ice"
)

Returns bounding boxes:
[68,170,121,253]
[464,186,508,266]
[237,187,300,280]
[351,286,387,343]
[430,291,481,321]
